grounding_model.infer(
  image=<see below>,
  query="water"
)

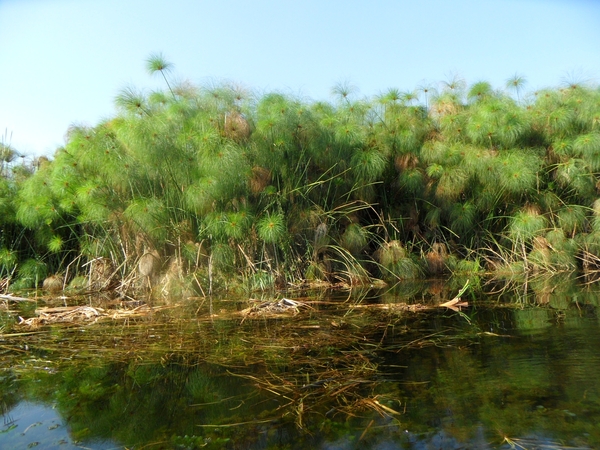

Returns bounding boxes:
[1,279,600,449]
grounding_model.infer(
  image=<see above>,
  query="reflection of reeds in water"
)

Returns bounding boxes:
[226,294,449,429]
[227,351,397,430]
[4,283,482,443]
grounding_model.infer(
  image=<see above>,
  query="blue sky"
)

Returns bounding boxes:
[1,0,599,157]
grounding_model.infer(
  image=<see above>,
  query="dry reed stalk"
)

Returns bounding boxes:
[0,293,36,302]
[18,306,103,327]
[84,257,117,291]
[13,300,176,329]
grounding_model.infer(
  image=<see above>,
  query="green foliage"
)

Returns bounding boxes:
[374,240,423,280]
[351,149,387,183]
[493,151,541,196]
[467,81,494,102]
[0,248,17,275]
[573,132,600,171]
[340,223,369,254]
[0,177,15,219]
[47,235,64,253]
[257,212,286,244]
[554,158,596,201]
[556,205,588,236]
[376,240,406,267]
[506,74,527,101]
[246,270,275,290]
[305,261,327,281]
[223,211,252,240]
[448,257,483,275]
[449,201,478,238]
[123,197,168,244]
[210,242,235,272]
[6,61,600,286]
[509,208,547,242]
[16,258,48,288]
[398,168,425,194]
[383,255,423,280]
[436,167,469,201]
[146,52,173,76]
[115,85,148,115]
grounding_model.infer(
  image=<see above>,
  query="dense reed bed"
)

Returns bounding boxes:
[1,55,600,296]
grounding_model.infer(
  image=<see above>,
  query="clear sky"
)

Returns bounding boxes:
[1,0,599,157]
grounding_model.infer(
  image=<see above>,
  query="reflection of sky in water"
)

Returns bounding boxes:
[322,427,576,449]
[1,402,117,449]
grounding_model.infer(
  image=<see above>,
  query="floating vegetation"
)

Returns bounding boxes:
[14,303,168,328]
[17,305,104,326]
[227,351,393,431]
[240,297,312,319]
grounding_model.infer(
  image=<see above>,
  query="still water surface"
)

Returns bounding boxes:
[1,279,600,449]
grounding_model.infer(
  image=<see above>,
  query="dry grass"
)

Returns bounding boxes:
[42,275,65,293]
[224,111,251,142]
[14,302,173,328]
[240,297,312,321]
[249,166,271,194]
[425,242,448,275]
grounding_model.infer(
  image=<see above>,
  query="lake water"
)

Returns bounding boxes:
[1,277,600,449]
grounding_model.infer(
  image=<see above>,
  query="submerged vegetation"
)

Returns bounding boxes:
[2,56,600,296]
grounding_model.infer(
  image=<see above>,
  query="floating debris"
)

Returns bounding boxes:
[0,293,37,303]
[14,303,169,328]
[240,297,311,320]
[18,306,103,327]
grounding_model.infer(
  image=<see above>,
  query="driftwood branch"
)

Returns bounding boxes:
[0,294,37,302]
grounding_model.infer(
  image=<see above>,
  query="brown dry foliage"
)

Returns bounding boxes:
[43,275,64,293]
[429,99,460,118]
[523,203,541,216]
[249,166,271,194]
[224,111,251,142]
[532,236,550,250]
[395,153,419,171]
[426,243,448,275]
[89,257,117,291]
